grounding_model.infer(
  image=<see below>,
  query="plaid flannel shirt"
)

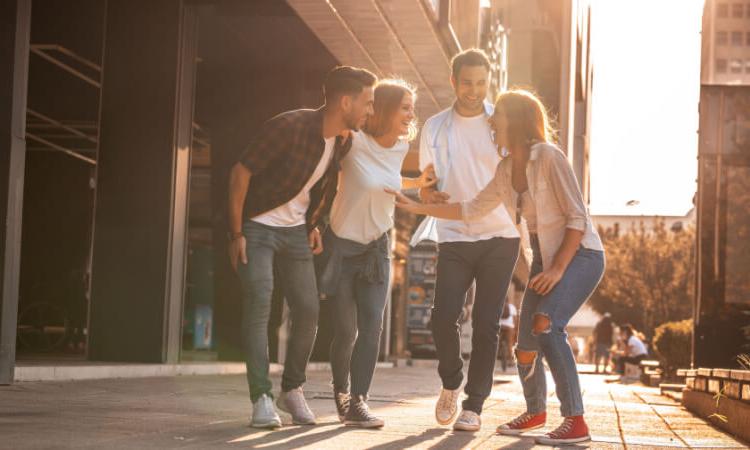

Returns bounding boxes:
[239,107,351,231]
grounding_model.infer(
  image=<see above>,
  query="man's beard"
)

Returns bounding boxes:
[344,112,362,131]
[458,97,483,112]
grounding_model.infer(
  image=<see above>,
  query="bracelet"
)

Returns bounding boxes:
[228,231,244,241]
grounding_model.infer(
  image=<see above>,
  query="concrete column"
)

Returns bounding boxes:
[0,0,30,385]
[88,0,196,363]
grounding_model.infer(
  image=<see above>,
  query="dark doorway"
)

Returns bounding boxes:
[187,1,340,362]
[16,0,104,360]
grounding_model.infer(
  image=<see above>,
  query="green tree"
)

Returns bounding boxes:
[589,220,695,339]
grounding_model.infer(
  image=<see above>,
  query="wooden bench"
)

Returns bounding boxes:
[639,359,662,386]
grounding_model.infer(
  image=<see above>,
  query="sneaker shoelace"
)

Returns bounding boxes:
[336,393,350,410]
[458,411,477,424]
[353,399,375,419]
[548,417,575,438]
[439,390,458,410]
[508,412,533,427]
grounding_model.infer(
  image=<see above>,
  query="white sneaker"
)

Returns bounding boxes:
[251,394,282,429]
[453,409,481,431]
[435,387,461,425]
[277,387,316,425]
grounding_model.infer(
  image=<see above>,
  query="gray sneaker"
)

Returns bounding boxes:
[344,395,384,428]
[453,409,481,431]
[277,387,316,425]
[251,393,282,429]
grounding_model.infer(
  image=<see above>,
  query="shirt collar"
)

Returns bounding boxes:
[450,100,494,118]
[529,142,543,161]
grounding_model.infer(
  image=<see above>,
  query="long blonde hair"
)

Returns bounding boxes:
[363,78,418,142]
[494,89,556,149]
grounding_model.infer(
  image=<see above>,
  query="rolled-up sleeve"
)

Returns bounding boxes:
[546,151,587,231]
[461,164,506,222]
[418,122,434,172]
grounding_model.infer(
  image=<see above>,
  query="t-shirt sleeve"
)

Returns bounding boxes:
[238,115,286,174]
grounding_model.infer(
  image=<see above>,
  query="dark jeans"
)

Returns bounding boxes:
[238,221,319,403]
[431,237,520,414]
[615,354,646,374]
[323,230,390,396]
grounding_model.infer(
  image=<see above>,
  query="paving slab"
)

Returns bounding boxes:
[0,366,746,449]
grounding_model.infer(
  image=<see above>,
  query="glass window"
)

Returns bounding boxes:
[730,59,743,73]
[732,31,744,45]
[733,3,744,17]
[717,58,728,73]
[718,30,729,45]
[725,166,750,305]
[717,3,729,17]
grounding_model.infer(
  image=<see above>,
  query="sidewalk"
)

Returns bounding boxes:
[0,365,745,449]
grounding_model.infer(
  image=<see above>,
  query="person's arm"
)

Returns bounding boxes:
[388,163,506,220]
[228,163,251,271]
[227,115,285,271]
[402,163,437,190]
[388,190,463,219]
[527,149,588,295]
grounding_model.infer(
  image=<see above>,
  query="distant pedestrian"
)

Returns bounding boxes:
[593,313,614,373]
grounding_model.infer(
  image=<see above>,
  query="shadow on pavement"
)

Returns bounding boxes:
[226,423,356,449]
[364,428,449,450]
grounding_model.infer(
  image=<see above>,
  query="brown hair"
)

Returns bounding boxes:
[323,66,377,103]
[363,79,418,141]
[451,48,491,79]
[494,89,556,149]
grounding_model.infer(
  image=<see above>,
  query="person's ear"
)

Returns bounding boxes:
[340,95,352,112]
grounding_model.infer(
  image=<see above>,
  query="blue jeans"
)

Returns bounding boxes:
[321,230,390,396]
[238,221,319,402]
[516,235,605,417]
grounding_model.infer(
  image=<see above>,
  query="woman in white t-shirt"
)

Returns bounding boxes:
[318,79,435,428]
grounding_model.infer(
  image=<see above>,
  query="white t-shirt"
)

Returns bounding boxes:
[627,335,648,357]
[330,131,408,244]
[252,137,336,227]
[499,303,517,328]
[421,111,518,243]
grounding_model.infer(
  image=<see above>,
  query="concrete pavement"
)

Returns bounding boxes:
[0,364,746,449]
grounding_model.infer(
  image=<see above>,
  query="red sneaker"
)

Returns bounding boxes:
[497,411,547,435]
[535,415,590,445]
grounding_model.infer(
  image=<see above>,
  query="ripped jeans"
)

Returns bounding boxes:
[516,235,604,417]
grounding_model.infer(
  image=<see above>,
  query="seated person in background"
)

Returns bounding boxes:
[612,324,648,374]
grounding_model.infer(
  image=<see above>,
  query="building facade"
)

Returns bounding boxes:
[694,0,750,368]
[1,0,595,383]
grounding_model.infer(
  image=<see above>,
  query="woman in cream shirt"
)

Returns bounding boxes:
[388,89,605,446]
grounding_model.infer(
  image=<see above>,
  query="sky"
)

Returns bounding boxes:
[588,0,704,216]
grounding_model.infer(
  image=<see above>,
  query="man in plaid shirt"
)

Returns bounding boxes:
[228,66,376,429]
